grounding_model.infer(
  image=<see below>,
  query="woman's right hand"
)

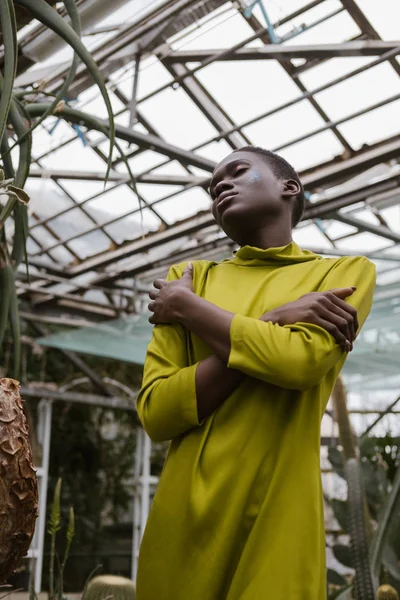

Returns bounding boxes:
[260,288,359,352]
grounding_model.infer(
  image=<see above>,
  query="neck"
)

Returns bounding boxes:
[237,223,293,250]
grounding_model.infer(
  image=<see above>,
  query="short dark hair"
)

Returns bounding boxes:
[233,146,305,227]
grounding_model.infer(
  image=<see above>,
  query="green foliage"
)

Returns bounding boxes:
[0,0,119,378]
[328,433,400,598]
[47,479,75,600]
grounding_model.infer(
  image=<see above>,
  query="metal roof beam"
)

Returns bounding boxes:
[160,58,248,150]
[64,166,400,278]
[162,41,400,63]
[28,168,204,186]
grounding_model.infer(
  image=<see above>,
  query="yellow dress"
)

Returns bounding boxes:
[136,242,376,600]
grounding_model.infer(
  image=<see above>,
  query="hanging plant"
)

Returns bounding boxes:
[0,0,122,379]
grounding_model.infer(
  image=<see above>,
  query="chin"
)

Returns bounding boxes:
[219,210,250,243]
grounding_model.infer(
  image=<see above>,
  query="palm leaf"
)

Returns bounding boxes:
[15,0,115,180]
[0,0,17,143]
[6,0,81,155]
[25,103,143,220]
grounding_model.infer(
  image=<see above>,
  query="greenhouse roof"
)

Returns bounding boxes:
[4,0,400,350]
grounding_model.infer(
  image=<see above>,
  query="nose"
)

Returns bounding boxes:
[214,178,234,199]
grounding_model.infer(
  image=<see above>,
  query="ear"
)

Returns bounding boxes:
[282,179,301,199]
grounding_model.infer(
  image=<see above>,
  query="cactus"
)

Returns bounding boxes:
[0,378,38,583]
[82,575,136,600]
[377,585,400,600]
[345,458,375,600]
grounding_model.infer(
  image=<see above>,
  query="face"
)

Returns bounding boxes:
[209,151,298,245]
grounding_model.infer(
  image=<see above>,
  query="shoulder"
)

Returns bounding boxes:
[166,259,217,280]
[323,254,376,275]
[317,255,376,293]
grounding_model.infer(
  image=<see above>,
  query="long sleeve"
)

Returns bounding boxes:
[228,256,376,391]
[136,265,201,442]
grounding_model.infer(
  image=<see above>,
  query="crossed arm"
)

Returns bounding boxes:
[137,257,375,441]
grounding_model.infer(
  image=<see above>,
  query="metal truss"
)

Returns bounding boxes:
[4,0,400,319]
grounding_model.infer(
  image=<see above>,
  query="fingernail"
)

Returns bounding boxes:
[351,286,357,290]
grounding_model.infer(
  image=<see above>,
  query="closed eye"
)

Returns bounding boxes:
[234,167,247,177]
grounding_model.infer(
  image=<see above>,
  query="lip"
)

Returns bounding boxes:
[217,192,237,212]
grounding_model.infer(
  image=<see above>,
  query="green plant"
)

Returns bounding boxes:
[82,575,136,600]
[0,0,118,379]
[46,478,75,600]
[327,377,400,599]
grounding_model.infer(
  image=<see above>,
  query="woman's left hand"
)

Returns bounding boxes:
[148,262,194,324]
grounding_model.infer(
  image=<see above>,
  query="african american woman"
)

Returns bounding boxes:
[136,146,376,600]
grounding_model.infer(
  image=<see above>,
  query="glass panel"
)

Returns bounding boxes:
[155,188,211,225]
[58,179,113,201]
[268,0,341,28]
[356,0,400,39]
[139,87,218,149]
[127,150,167,173]
[85,185,140,218]
[197,61,300,124]
[48,207,99,238]
[281,9,360,46]
[135,183,182,203]
[337,100,400,150]
[104,209,161,243]
[196,140,236,163]
[314,63,400,122]
[170,7,253,51]
[26,179,75,219]
[68,230,116,259]
[243,99,327,150]
[293,223,334,249]
[279,130,345,172]
[299,56,372,91]
[150,160,191,176]
[335,232,393,252]
[325,221,358,238]
[38,136,107,170]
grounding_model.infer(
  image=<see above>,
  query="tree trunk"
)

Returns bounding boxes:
[0,378,38,583]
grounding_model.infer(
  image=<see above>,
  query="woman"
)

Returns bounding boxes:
[136,146,376,599]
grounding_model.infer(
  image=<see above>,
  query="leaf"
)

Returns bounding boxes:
[15,0,115,181]
[7,185,30,205]
[383,545,400,582]
[66,506,75,544]
[0,0,17,143]
[328,569,348,586]
[330,498,350,532]
[371,464,400,586]
[48,478,62,535]
[333,544,354,569]
[330,586,353,600]
[5,0,81,158]
[329,446,346,479]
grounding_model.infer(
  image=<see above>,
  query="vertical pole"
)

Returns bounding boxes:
[34,400,53,593]
[140,432,151,539]
[131,426,143,581]
[128,52,141,129]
